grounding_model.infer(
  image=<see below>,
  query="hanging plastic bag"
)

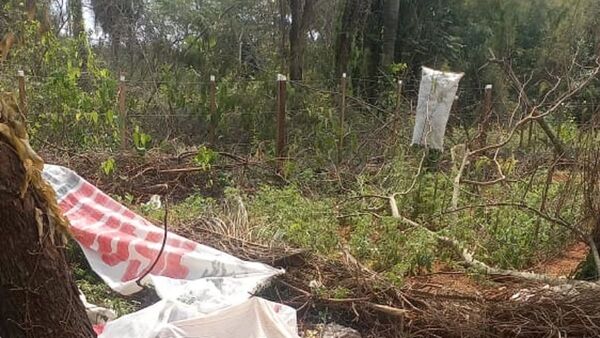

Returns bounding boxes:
[411,67,464,151]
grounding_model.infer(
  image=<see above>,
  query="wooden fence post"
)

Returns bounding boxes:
[276,74,287,171]
[338,72,347,163]
[395,79,403,115]
[527,120,534,146]
[475,84,493,149]
[209,75,217,144]
[118,74,127,150]
[17,70,27,117]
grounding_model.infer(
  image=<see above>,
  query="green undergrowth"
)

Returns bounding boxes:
[68,126,584,312]
[133,193,217,225]
[247,185,340,253]
[66,241,140,316]
[64,167,580,318]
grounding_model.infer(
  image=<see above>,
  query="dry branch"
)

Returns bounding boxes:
[387,194,600,289]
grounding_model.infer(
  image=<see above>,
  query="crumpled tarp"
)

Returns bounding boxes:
[42,164,298,338]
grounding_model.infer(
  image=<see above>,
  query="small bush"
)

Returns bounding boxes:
[249,185,339,253]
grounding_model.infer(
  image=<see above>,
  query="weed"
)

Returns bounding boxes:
[249,185,339,253]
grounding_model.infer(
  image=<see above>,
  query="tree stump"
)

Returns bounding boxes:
[0,94,95,338]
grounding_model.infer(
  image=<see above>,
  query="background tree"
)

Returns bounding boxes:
[381,0,400,68]
[68,0,90,88]
[288,0,320,80]
[334,0,369,77]
[90,0,143,61]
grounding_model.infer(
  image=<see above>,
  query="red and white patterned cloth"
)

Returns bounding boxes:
[42,165,297,337]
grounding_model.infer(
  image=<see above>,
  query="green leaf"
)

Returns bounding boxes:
[208,35,217,49]
[193,145,218,171]
[100,158,116,176]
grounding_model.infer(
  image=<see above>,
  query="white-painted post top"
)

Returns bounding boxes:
[277,74,287,81]
[398,80,403,85]
[17,70,24,77]
[210,75,216,82]
[119,75,126,82]
[342,73,347,78]
[485,84,493,90]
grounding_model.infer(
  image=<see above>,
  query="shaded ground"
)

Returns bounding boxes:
[533,241,588,277]
[52,149,598,337]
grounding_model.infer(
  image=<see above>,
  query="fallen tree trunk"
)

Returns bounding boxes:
[0,94,95,338]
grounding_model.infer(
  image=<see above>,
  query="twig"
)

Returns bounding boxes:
[451,145,469,209]
[443,202,587,240]
[460,149,507,186]
[474,57,600,157]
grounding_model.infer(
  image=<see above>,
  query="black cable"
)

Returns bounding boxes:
[135,197,169,287]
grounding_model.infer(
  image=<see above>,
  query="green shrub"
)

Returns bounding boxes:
[249,185,339,253]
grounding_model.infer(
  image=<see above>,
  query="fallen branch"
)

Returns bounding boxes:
[360,302,409,317]
[386,195,600,289]
[451,144,469,209]
[436,233,599,289]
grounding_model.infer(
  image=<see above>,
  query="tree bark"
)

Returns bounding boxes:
[289,0,305,80]
[69,0,90,89]
[334,0,368,77]
[0,113,95,336]
[278,0,287,74]
[381,0,400,68]
[362,0,383,102]
[536,117,566,156]
[69,0,85,36]
[288,0,318,80]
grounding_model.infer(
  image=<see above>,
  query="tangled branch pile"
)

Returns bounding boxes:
[171,216,600,338]
[39,147,278,203]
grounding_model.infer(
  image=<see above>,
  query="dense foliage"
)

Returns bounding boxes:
[1,0,599,293]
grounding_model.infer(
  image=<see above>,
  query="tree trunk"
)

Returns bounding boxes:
[362,0,383,102]
[536,117,566,156]
[69,0,84,36]
[289,0,305,80]
[580,145,600,279]
[288,0,318,81]
[335,0,367,77]
[0,99,95,338]
[278,0,287,74]
[25,0,37,21]
[289,30,305,81]
[0,32,16,62]
[69,0,90,89]
[381,0,400,68]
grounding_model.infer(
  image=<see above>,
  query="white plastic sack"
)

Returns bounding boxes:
[99,297,298,338]
[79,290,117,325]
[156,298,298,338]
[411,67,464,150]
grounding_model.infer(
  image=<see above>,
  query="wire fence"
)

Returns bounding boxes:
[0,69,596,162]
